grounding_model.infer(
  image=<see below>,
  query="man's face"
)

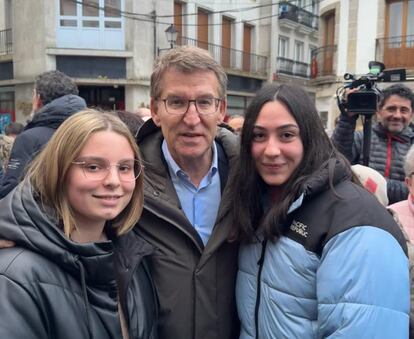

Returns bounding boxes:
[377,95,413,134]
[151,68,226,168]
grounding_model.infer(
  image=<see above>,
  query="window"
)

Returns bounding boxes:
[294,41,304,61]
[57,0,124,50]
[319,111,328,129]
[227,95,249,116]
[58,0,122,30]
[278,36,289,58]
[311,0,318,15]
[383,0,414,67]
[309,45,317,63]
[174,1,184,44]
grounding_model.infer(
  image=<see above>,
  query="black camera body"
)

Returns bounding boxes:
[347,86,379,115]
[341,61,406,115]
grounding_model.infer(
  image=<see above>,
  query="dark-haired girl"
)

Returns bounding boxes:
[229,83,409,338]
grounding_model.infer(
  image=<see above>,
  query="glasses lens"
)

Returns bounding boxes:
[77,158,142,181]
[196,98,217,115]
[118,159,142,181]
[80,158,109,181]
[166,97,188,115]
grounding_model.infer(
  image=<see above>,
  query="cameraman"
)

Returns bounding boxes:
[332,84,414,204]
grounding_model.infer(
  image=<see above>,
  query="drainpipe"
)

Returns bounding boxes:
[152,10,157,59]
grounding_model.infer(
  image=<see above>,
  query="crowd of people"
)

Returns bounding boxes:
[0,45,412,338]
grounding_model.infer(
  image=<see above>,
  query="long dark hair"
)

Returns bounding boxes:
[228,83,348,242]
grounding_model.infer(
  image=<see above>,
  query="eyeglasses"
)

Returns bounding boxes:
[71,157,143,182]
[159,96,222,115]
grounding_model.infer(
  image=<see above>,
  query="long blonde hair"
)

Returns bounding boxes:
[26,109,144,237]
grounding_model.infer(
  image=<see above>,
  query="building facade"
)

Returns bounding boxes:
[0,0,159,125]
[269,0,319,105]
[0,0,272,125]
[313,0,414,134]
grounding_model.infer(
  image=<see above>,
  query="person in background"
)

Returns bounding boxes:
[135,45,239,339]
[352,162,414,338]
[0,70,87,199]
[136,107,152,122]
[351,164,389,206]
[228,83,409,338]
[227,114,245,135]
[389,144,414,243]
[0,110,157,339]
[0,134,13,174]
[0,122,25,175]
[332,84,414,204]
[4,122,24,139]
[114,110,145,137]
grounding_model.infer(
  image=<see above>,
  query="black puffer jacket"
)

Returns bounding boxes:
[0,94,86,198]
[332,114,414,204]
[0,180,158,339]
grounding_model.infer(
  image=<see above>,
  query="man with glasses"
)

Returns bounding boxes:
[135,46,239,339]
[332,84,414,204]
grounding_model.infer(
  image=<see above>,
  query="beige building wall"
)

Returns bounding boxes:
[4,0,159,120]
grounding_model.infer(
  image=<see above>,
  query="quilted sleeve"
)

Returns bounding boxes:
[317,226,409,338]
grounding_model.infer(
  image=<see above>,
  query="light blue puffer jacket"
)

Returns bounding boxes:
[237,174,409,338]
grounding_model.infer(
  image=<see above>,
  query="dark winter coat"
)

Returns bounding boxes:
[0,94,86,198]
[331,114,414,203]
[135,120,240,339]
[0,180,158,339]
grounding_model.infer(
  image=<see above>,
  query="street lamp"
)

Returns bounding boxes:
[157,24,178,55]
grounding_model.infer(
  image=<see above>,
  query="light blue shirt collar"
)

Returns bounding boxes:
[161,139,219,180]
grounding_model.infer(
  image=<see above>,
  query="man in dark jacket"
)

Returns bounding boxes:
[332,84,414,204]
[134,46,240,339]
[0,70,86,198]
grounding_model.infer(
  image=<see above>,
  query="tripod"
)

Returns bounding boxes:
[361,114,373,167]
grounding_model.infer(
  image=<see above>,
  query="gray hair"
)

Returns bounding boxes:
[150,45,227,99]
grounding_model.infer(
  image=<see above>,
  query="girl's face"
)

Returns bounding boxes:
[251,100,304,198]
[66,131,136,231]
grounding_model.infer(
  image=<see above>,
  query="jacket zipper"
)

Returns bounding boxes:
[254,239,267,339]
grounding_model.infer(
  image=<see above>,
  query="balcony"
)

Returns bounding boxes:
[276,57,310,78]
[279,2,318,33]
[0,29,12,55]
[310,45,337,79]
[376,35,414,69]
[175,36,268,78]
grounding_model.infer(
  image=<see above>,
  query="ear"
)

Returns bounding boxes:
[32,92,43,111]
[405,176,411,188]
[217,98,227,123]
[150,98,161,127]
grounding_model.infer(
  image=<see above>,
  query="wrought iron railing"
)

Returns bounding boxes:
[376,35,414,69]
[279,1,318,30]
[0,29,12,55]
[310,45,337,78]
[174,36,268,77]
[277,57,310,78]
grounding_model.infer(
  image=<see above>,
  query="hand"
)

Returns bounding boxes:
[338,88,359,117]
[0,239,15,248]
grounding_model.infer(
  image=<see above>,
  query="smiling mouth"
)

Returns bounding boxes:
[93,195,122,200]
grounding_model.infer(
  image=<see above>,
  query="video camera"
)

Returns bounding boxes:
[338,61,406,115]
